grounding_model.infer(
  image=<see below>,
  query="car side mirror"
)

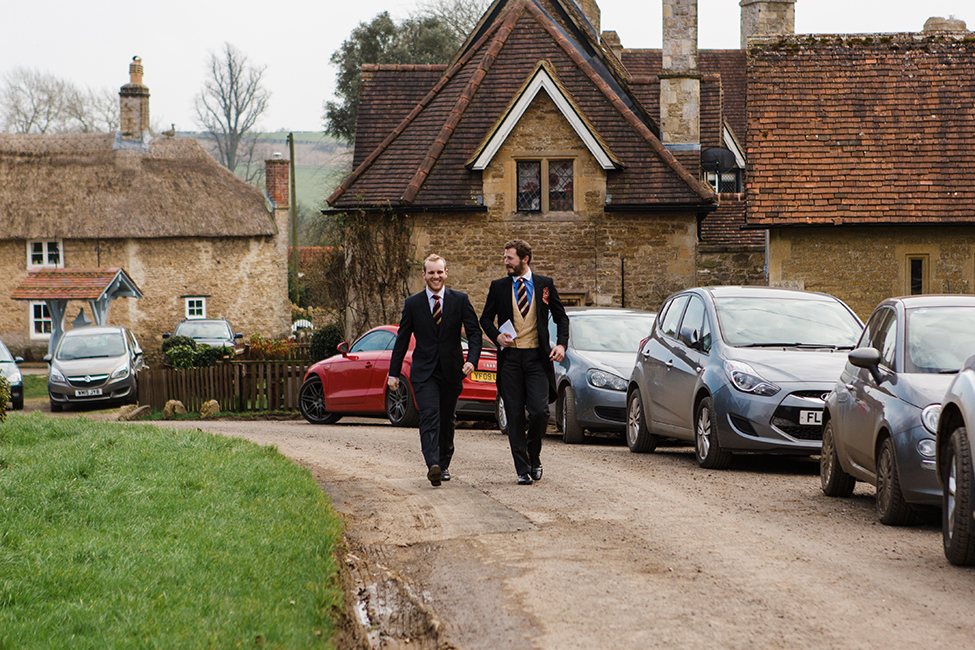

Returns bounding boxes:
[338,341,350,356]
[43,354,52,362]
[162,333,171,340]
[235,333,243,340]
[679,325,700,350]
[14,356,24,364]
[848,347,883,383]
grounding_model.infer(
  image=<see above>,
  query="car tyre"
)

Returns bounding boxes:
[626,390,658,453]
[695,396,731,469]
[386,379,420,427]
[494,394,507,432]
[50,400,63,413]
[943,426,975,565]
[561,386,585,444]
[298,376,341,425]
[12,396,23,410]
[876,436,917,526]
[820,418,856,497]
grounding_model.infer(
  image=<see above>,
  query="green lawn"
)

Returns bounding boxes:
[23,374,47,400]
[0,413,344,649]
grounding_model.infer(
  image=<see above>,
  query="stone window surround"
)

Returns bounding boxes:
[514,157,576,213]
[27,239,64,269]
[29,301,52,340]
[895,246,937,296]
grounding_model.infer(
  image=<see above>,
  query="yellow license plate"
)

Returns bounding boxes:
[470,371,496,383]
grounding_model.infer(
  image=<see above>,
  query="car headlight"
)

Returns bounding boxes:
[49,368,66,384]
[4,368,22,385]
[920,404,941,435]
[111,364,130,380]
[724,360,780,396]
[587,369,628,391]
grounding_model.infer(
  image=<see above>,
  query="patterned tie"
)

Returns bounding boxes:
[517,279,529,318]
[432,294,442,326]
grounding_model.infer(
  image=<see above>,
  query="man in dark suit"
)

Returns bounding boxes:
[480,240,569,485]
[388,254,482,487]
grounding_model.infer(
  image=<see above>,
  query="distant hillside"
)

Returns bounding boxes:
[178,131,351,211]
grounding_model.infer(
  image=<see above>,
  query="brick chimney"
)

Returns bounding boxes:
[660,0,700,157]
[740,0,796,49]
[265,154,290,209]
[119,56,150,138]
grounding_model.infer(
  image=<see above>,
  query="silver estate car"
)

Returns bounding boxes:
[627,286,863,468]
[822,296,975,525]
[47,326,144,411]
[937,354,975,565]
[549,307,656,443]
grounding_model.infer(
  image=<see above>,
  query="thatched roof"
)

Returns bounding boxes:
[0,133,276,239]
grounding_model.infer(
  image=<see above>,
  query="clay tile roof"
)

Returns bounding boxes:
[11,268,143,301]
[747,33,975,227]
[329,0,713,210]
[0,134,275,239]
[701,200,764,247]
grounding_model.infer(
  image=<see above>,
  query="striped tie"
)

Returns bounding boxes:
[432,294,442,326]
[517,279,529,318]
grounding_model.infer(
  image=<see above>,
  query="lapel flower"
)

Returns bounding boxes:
[542,287,550,305]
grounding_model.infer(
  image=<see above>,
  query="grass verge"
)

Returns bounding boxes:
[23,374,47,400]
[0,413,344,649]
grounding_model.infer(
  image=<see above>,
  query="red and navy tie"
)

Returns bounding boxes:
[432,294,442,326]
[517,279,529,318]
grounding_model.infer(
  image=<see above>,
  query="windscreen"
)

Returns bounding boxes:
[0,343,13,362]
[714,297,862,348]
[57,333,126,360]
[906,307,975,374]
[176,322,232,340]
[569,314,657,353]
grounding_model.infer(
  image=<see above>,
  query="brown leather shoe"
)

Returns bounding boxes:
[427,464,442,487]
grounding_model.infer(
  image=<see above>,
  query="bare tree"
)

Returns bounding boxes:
[194,43,270,179]
[1,68,120,134]
[414,0,491,40]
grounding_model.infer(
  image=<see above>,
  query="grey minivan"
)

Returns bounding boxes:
[626,286,863,468]
[47,326,144,411]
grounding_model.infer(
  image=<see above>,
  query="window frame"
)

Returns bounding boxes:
[29,301,53,340]
[515,158,575,213]
[185,297,207,319]
[27,240,64,269]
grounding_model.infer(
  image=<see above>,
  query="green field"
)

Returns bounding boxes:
[0,414,344,648]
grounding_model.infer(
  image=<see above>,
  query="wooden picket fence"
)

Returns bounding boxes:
[137,361,311,413]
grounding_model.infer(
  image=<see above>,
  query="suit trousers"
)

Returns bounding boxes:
[412,365,463,470]
[498,347,550,476]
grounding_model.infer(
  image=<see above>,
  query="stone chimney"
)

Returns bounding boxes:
[660,0,700,155]
[577,0,600,34]
[601,30,623,60]
[265,154,290,209]
[740,0,796,49]
[119,56,150,138]
[923,16,968,33]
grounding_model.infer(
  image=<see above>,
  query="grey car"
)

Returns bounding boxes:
[164,318,242,349]
[0,339,24,410]
[47,326,144,411]
[627,286,863,468]
[549,307,656,443]
[821,296,975,525]
[936,350,975,565]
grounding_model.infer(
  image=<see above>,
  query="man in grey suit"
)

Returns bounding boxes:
[388,254,482,486]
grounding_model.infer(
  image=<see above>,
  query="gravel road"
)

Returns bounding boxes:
[143,416,975,649]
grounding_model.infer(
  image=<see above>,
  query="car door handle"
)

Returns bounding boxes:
[844,383,854,391]
[665,360,674,369]
[365,362,373,368]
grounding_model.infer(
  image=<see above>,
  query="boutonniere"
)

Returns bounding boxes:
[542,287,550,305]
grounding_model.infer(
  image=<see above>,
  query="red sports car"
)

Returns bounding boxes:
[298,325,499,427]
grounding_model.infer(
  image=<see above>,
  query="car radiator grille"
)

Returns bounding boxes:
[770,417,823,441]
[594,406,626,423]
[67,374,110,388]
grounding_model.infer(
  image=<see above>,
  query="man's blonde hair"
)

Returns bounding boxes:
[423,254,446,271]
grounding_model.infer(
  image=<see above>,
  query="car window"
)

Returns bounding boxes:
[713,296,862,348]
[568,314,656,353]
[874,313,897,370]
[175,321,232,339]
[905,307,975,374]
[57,332,127,360]
[858,308,889,350]
[0,342,14,363]
[659,295,690,340]
[678,296,708,351]
[351,330,396,353]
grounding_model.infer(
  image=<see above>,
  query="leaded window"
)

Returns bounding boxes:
[517,161,541,212]
[548,160,573,211]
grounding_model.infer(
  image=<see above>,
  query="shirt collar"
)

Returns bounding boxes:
[514,270,533,284]
[426,287,444,300]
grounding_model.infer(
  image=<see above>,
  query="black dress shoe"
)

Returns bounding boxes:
[517,473,534,485]
[427,464,442,487]
[441,468,451,481]
[531,465,543,481]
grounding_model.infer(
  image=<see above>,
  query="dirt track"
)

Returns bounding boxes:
[142,415,975,649]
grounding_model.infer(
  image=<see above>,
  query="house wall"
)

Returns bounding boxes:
[0,233,291,359]
[697,245,766,287]
[405,92,699,316]
[768,226,975,319]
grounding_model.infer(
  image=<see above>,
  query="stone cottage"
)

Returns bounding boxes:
[746,18,975,318]
[0,57,292,358]
[326,0,778,318]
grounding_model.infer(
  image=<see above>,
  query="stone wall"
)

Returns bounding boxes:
[0,232,291,359]
[768,225,975,320]
[697,245,766,287]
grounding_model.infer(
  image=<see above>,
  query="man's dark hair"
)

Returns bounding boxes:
[505,239,532,264]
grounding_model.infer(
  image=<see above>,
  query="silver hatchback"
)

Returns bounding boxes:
[627,286,863,468]
[47,326,144,411]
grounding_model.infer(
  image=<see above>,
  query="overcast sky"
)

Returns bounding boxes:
[1,0,970,133]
